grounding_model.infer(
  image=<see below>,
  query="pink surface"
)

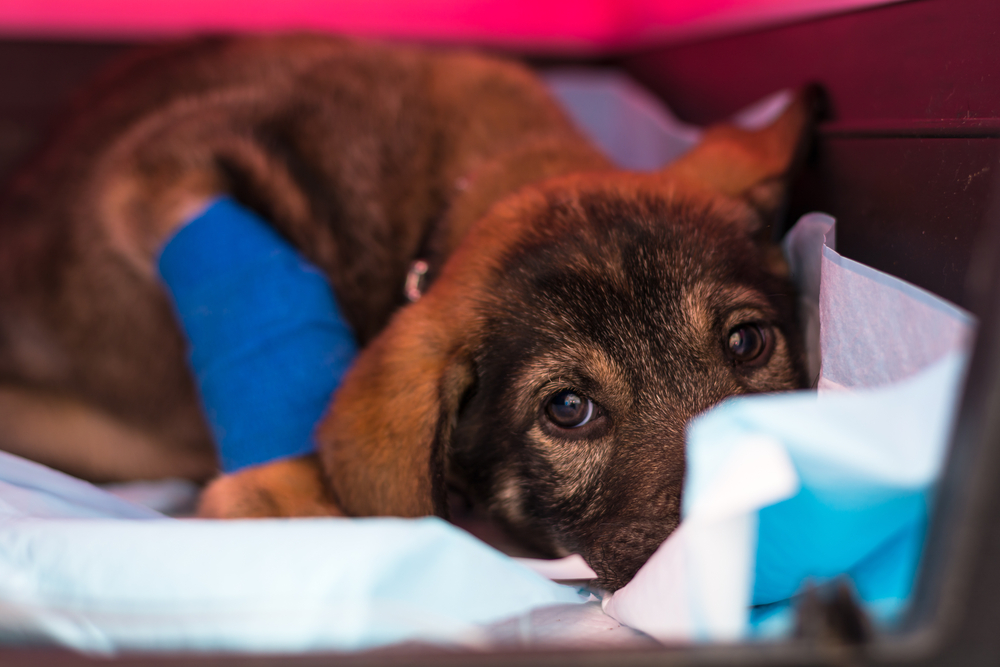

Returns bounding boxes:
[0,0,900,53]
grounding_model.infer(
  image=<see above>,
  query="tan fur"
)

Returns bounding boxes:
[198,454,342,518]
[662,96,810,204]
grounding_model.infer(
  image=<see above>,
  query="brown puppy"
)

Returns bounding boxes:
[0,34,811,590]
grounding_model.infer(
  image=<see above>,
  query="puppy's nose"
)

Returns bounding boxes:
[585,518,679,591]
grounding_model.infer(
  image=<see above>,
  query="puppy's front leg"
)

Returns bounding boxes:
[198,454,344,519]
[154,198,356,520]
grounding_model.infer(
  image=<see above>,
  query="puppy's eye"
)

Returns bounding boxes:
[725,323,769,364]
[545,389,596,429]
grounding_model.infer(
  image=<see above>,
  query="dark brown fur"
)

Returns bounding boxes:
[0,34,811,590]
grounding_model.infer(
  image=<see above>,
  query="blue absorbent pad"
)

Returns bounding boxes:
[708,352,965,628]
[157,198,359,472]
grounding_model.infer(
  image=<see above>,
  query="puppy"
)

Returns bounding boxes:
[0,34,811,590]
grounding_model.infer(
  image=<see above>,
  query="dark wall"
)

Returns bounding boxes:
[617,0,1000,126]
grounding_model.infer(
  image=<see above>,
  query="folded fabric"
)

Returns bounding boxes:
[735,351,964,631]
[157,198,359,472]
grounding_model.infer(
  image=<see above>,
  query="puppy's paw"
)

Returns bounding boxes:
[197,453,345,519]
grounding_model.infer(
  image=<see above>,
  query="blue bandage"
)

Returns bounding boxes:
[157,198,359,472]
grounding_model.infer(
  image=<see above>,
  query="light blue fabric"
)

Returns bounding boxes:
[542,69,701,170]
[0,451,585,654]
[0,451,162,521]
[157,198,359,472]
[683,351,968,635]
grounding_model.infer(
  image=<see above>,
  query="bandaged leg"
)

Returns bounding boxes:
[157,197,358,473]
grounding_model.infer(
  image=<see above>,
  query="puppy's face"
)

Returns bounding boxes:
[319,90,815,591]
[448,190,805,590]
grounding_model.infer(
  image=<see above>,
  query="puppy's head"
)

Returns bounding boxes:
[317,90,814,590]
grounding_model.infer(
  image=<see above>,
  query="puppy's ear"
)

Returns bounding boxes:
[314,293,476,518]
[661,87,818,227]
